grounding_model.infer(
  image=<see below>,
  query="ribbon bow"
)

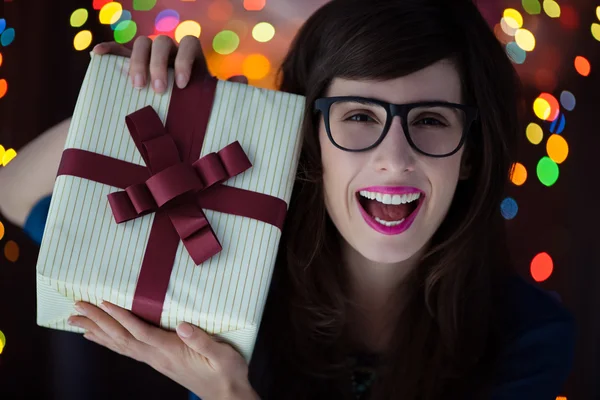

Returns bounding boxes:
[106,106,252,265]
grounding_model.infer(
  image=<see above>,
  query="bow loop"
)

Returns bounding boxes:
[146,163,203,207]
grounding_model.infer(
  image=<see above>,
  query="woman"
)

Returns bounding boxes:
[0,0,574,399]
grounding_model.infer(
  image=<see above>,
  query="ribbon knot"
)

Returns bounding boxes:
[106,106,252,265]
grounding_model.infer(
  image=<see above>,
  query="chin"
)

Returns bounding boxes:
[355,243,421,265]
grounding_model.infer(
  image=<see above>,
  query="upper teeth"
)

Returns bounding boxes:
[358,190,421,205]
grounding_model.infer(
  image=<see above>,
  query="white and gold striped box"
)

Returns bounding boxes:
[35,53,305,361]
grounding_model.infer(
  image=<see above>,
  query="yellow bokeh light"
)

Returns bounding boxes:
[0,330,5,354]
[99,2,123,24]
[242,54,271,80]
[73,30,93,51]
[515,28,536,51]
[4,240,19,262]
[0,145,4,162]
[2,148,17,166]
[0,220,4,241]
[503,9,523,29]
[252,22,275,43]
[175,20,201,44]
[526,122,543,145]
[510,162,527,186]
[592,23,600,42]
[597,6,600,21]
[547,134,569,164]
[543,0,561,18]
[70,8,89,28]
[500,18,517,36]
[533,98,551,120]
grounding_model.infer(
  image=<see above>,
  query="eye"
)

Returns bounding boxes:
[347,113,377,123]
[414,117,446,126]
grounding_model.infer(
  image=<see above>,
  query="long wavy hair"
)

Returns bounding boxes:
[248,0,523,398]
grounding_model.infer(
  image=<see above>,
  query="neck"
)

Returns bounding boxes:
[342,240,425,353]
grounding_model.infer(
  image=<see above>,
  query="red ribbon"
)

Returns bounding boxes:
[57,71,288,325]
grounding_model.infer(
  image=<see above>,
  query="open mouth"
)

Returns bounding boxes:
[356,188,424,235]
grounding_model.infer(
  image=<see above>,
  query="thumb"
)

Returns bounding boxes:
[176,322,220,361]
[227,75,249,85]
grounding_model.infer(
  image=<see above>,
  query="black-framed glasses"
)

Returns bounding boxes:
[314,96,479,158]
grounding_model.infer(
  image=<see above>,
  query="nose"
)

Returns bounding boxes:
[371,116,417,173]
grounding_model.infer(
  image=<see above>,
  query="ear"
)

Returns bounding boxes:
[459,152,472,180]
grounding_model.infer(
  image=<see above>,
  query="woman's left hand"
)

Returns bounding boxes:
[68,301,259,400]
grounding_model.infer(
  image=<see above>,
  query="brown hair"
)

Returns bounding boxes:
[249,0,523,398]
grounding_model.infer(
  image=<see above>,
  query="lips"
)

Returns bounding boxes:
[355,186,425,236]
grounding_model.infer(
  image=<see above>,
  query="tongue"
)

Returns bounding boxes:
[364,199,412,221]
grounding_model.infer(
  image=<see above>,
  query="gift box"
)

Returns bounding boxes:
[36,53,305,361]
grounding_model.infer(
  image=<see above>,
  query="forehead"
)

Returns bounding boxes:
[326,59,463,104]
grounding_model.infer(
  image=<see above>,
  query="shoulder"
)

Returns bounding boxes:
[23,195,53,245]
[488,274,576,400]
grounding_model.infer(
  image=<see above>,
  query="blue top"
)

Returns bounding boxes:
[27,196,575,400]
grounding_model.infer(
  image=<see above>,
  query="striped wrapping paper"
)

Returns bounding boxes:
[36,53,305,361]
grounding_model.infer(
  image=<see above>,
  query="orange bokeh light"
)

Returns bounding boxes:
[4,240,19,262]
[538,93,560,121]
[244,0,266,11]
[574,56,591,76]
[531,252,553,282]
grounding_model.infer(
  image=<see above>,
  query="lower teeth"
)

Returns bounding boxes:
[373,216,405,227]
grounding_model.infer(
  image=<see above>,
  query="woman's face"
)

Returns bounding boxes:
[320,59,468,265]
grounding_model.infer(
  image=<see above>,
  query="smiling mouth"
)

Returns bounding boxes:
[355,188,424,234]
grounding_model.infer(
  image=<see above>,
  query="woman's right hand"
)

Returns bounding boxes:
[93,35,247,94]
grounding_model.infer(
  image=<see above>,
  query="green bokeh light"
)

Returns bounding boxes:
[537,156,559,187]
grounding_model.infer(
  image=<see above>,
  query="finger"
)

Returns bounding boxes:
[150,35,176,93]
[176,322,222,362]
[129,36,153,89]
[227,75,248,85]
[93,41,132,57]
[99,301,175,349]
[74,301,146,354]
[174,35,203,89]
[68,315,114,344]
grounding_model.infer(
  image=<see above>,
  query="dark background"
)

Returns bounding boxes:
[0,0,598,399]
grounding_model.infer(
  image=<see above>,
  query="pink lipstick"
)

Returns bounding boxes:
[356,186,425,236]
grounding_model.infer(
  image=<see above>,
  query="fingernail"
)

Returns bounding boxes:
[133,74,144,89]
[99,301,111,314]
[153,79,166,93]
[93,43,103,52]
[67,317,80,327]
[176,323,194,338]
[176,73,187,89]
[74,303,86,316]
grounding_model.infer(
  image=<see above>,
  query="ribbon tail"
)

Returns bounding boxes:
[182,226,223,265]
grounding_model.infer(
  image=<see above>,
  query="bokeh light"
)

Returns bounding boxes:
[213,30,240,55]
[133,0,157,11]
[93,0,111,10]
[208,0,234,22]
[1,27,15,47]
[500,197,519,220]
[0,79,8,99]
[2,148,16,166]
[175,20,201,43]
[244,0,266,11]
[155,10,180,32]
[574,56,591,76]
[0,18,5,34]
[0,220,4,241]
[539,93,559,121]
[111,10,132,30]
[547,134,569,164]
[501,18,518,36]
[0,52,2,67]
[522,0,542,15]
[243,54,271,80]
[537,157,559,186]
[4,240,19,262]
[225,20,250,39]
[533,97,551,120]
[252,22,275,43]
[526,122,543,145]
[510,162,528,186]
[542,0,561,18]
[597,5,600,20]
[531,252,553,282]
[99,2,123,25]
[74,30,93,51]
[503,9,523,29]
[549,113,566,134]
[515,28,536,51]
[506,42,527,64]
[70,9,89,28]
[209,52,245,79]
[114,21,137,44]
[592,24,600,42]
[0,330,5,354]
[560,5,579,30]
[560,91,576,111]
